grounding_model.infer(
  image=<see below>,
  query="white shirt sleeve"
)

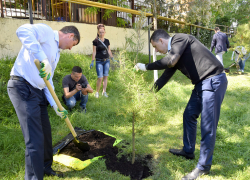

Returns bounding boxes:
[44,77,56,107]
[11,23,60,92]
[16,24,50,61]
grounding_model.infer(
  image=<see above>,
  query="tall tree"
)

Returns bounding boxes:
[184,0,223,38]
[216,0,250,26]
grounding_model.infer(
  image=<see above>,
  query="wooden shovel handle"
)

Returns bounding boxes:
[34,59,77,138]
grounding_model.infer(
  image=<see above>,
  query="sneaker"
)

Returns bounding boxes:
[241,69,244,72]
[95,92,99,98]
[102,92,108,97]
[81,107,87,113]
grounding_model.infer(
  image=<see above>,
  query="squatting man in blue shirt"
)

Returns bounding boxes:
[7,23,80,179]
[135,29,228,180]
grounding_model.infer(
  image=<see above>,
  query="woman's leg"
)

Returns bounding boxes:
[96,61,104,94]
[103,76,108,93]
[102,60,110,93]
[96,77,103,92]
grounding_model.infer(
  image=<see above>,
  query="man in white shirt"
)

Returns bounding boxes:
[7,23,80,180]
[231,46,249,72]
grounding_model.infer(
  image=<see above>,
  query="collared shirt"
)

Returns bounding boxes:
[10,23,60,106]
[168,37,172,52]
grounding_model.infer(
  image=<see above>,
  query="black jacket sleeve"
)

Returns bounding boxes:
[153,68,176,92]
[147,35,189,70]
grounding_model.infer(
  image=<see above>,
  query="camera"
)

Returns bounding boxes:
[81,83,87,88]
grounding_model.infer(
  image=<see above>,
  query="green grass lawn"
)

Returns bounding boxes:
[0,50,249,180]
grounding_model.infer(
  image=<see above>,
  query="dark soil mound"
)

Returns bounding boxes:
[59,130,153,180]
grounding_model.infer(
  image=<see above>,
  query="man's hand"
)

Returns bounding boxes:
[39,59,52,80]
[76,84,82,91]
[90,60,94,69]
[134,63,147,71]
[53,104,68,119]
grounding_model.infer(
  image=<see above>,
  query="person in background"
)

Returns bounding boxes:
[7,24,80,179]
[62,66,93,113]
[90,24,117,98]
[231,46,249,72]
[135,29,228,180]
[210,27,230,65]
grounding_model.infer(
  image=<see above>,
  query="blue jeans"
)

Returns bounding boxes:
[239,53,250,70]
[183,73,228,171]
[64,91,88,109]
[96,59,110,78]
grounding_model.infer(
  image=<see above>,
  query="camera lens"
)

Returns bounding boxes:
[81,84,87,88]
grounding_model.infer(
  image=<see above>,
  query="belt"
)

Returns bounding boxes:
[10,76,31,85]
[96,58,109,62]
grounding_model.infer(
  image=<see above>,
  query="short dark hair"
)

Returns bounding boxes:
[60,26,80,44]
[72,66,82,73]
[150,29,170,42]
[214,27,220,31]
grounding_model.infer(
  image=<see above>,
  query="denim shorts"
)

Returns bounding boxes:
[96,59,110,78]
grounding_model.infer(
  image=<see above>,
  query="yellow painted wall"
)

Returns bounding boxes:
[0,18,155,59]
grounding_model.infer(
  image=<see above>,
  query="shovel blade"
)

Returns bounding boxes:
[73,137,90,152]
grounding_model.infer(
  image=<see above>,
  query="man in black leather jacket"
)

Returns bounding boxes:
[135,29,228,180]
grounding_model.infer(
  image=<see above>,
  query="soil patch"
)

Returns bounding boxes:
[59,130,153,180]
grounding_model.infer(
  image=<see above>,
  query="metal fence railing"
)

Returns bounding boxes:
[0,0,52,20]
[0,0,232,37]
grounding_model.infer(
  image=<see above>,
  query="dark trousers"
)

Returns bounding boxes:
[7,79,53,180]
[183,73,228,171]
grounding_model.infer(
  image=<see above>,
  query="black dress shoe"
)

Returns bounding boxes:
[169,148,195,159]
[44,169,64,178]
[182,168,209,180]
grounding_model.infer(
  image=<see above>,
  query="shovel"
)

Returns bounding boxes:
[34,59,90,152]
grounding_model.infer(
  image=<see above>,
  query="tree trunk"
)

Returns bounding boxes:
[197,21,201,40]
[0,0,4,18]
[132,111,135,164]
[131,0,135,25]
